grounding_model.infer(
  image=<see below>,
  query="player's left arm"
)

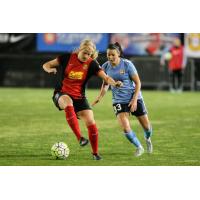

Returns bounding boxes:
[91,81,109,106]
[128,74,141,112]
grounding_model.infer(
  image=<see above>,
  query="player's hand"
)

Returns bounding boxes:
[47,68,57,74]
[43,65,57,74]
[91,97,100,107]
[128,99,137,112]
[51,69,58,74]
[160,61,165,66]
[114,81,123,88]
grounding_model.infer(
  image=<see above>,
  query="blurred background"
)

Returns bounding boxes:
[0,33,200,90]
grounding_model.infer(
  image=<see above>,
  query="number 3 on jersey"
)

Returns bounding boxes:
[113,103,122,114]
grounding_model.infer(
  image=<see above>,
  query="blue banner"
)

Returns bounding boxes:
[110,33,181,56]
[37,33,109,52]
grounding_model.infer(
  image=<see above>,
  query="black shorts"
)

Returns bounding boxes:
[113,99,147,117]
[52,92,91,113]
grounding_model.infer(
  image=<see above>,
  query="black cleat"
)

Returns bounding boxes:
[79,137,89,147]
[92,153,102,160]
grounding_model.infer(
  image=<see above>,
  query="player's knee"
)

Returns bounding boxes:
[58,96,73,109]
[122,125,131,133]
[85,119,95,127]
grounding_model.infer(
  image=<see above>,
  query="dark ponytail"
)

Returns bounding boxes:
[107,42,124,58]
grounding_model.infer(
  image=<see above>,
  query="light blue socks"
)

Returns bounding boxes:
[125,130,141,148]
[144,126,153,139]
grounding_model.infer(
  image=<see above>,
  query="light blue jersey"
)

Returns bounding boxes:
[102,58,143,104]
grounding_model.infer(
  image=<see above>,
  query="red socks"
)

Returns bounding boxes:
[65,106,99,154]
[64,106,81,141]
[87,124,98,154]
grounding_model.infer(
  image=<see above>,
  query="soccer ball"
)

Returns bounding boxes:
[164,52,172,61]
[51,142,70,159]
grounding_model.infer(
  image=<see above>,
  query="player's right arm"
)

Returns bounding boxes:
[43,58,59,74]
[91,81,109,106]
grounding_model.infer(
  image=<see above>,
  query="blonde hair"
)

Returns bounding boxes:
[78,39,99,60]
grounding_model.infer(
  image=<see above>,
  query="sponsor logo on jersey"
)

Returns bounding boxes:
[120,69,125,74]
[68,71,84,80]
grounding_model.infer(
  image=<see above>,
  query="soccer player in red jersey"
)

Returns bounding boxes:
[160,37,187,93]
[43,39,122,160]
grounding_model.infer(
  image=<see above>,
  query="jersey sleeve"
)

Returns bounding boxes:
[90,60,103,75]
[127,61,138,77]
[102,62,108,74]
[57,54,70,67]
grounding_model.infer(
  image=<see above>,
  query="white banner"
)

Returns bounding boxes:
[185,33,200,58]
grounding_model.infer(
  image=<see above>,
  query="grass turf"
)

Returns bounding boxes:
[0,88,200,166]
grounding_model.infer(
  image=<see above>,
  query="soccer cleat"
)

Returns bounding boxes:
[79,137,89,147]
[92,153,102,160]
[134,146,144,157]
[145,138,153,153]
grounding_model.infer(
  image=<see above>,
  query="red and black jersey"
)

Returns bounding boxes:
[54,53,102,99]
[168,46,184,71]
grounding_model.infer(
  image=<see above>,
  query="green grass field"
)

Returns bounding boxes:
[0,88,200,166]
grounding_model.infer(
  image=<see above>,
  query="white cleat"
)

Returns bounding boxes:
[145,138,153,153]
[134,146,144,157]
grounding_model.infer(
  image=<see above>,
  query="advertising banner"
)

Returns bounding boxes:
[37,33,109,52]
[110,33,180,56]
[0,33,35,53]
[185,33,200,58]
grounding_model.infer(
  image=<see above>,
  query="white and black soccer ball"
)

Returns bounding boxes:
[51,142,70,159]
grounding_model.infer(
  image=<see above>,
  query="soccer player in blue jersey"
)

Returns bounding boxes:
[92,42,153,157]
